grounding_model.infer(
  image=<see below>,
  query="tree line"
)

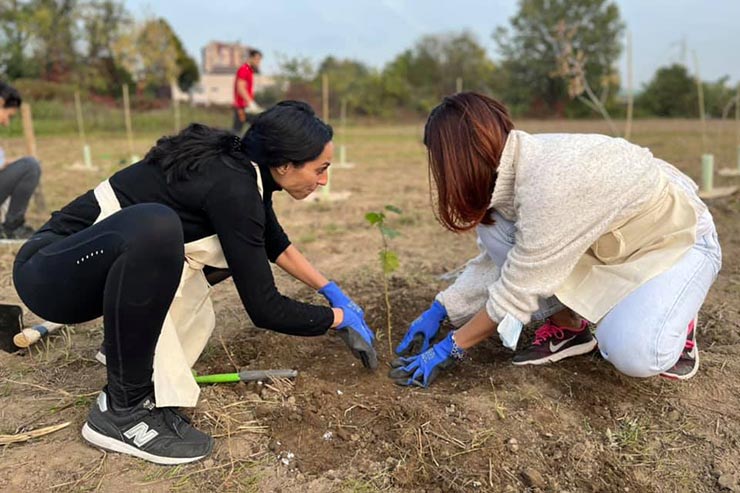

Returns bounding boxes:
[2,0,737,119]
[0,0,198,105]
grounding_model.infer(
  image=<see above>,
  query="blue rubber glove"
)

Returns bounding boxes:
[319,281,363,319]
[388,332,465,388]
[395,300,447,356]
[336,308,378,370]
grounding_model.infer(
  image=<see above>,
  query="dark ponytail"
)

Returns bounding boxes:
[145,123,244,183]
[241,100,333,168]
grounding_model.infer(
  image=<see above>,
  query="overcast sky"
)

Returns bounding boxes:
[123,0,740,88]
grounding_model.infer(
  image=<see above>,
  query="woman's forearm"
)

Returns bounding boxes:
[452,307,498,350]
[275,244,329,290]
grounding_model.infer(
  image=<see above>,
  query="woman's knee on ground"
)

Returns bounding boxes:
[595,325,682,378]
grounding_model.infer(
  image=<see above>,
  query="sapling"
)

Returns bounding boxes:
[365,205,402,358]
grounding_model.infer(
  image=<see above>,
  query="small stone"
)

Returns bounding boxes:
[506,438,519,453]
[552,449,563,460]
[350,433,360,442]
[667,410,681,422]
[287,396,296,406]
[521,468,546,489]
[203,459,215,468]
[268,439,281,453]
[718,473,739,491]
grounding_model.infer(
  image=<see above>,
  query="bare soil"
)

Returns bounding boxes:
[1,119,739,492]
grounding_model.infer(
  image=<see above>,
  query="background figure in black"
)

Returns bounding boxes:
[0,81,41,239]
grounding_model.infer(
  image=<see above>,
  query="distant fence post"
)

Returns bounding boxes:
[456,77,463,93]
[122,84,137,163]
[322,73,329,123]
[74,91,94,169]
[625,31,634,140]
[171,79,181,133]
[20,103,46,211]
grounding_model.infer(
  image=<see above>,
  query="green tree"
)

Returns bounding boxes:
[494,0,624,116]
[78,0,133,94]
[0,0,39,79]
[636,64,696,117]
[27,0,81,82]
[383,31,497,114]
[113,17,179,96]
[153,18,199,92]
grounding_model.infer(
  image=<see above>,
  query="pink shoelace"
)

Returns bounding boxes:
[532,319,586,346]
[685,319,696,351]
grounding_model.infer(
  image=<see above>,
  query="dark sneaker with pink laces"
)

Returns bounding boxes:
[660,317,699,381]
[512,319,596,365]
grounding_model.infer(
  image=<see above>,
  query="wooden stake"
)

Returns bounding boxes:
[625,31,634,140]
[718,83,740,177]
[74,91,86,142]
[20,103,46,211]
[20,104,36,158]
[336,98,355,169]
[322,74,329,122]
[74,91,94,169]
[692,51,707,154]
[122,84,135,162]
[172,79,181,133]
[456,77,463,93]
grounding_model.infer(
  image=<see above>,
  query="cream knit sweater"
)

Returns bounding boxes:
[437,130,707,327]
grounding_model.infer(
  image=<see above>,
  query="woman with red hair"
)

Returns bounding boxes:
[390,92,720,387]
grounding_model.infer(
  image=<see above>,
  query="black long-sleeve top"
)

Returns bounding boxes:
[39,155,334,336]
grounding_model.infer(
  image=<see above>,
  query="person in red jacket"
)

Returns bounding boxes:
[232,49,263,134]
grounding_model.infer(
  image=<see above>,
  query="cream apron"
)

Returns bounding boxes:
[93,163,263,407]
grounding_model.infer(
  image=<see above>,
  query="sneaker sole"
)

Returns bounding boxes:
[660,347,700,381]
[512,339,598,366]
[82,423,208,465]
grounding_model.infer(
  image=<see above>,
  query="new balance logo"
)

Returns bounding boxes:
[124,423,159,447]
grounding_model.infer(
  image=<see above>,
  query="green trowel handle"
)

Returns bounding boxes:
[194,369,298,384]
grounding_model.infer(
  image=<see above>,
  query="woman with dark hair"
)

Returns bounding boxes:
[0,81,42,238]
[390,92,721,388]
[13,101,377,464]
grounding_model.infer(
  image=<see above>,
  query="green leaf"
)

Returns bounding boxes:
[380,250,400,274]
[379,225,400,239]
[385,205,402,214]
[365,211,384,225]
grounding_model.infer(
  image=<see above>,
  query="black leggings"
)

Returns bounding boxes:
[14,204,185,408]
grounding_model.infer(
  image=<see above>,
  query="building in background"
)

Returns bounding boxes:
[173,41,277,105]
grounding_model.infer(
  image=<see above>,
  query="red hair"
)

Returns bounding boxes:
[424,92,514,232]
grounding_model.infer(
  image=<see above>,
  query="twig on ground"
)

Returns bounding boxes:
[0,421,71,445]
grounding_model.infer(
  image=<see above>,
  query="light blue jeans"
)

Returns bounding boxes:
[477,210,722,377]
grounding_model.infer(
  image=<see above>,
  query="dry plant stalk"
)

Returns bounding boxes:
[0,421,71,445]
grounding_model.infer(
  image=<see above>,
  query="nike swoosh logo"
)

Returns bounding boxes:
[550,335,577,352]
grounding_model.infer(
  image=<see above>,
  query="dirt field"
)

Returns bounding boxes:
[1,119,739,492]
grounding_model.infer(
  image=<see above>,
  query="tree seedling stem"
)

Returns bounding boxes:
[365,205,402,359]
